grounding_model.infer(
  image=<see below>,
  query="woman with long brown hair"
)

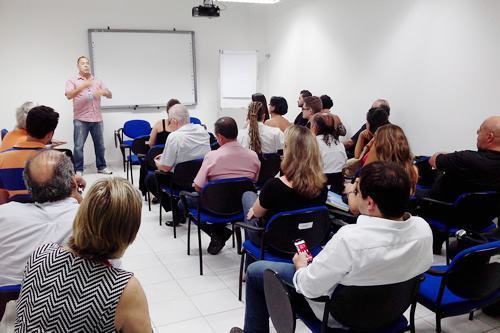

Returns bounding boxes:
[242,125,328,246]
[238,101,283,154]
[346,124,418,214]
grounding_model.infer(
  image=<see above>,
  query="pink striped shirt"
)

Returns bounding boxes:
[65,75,108,122]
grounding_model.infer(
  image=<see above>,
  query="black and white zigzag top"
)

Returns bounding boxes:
[15,243,133,333]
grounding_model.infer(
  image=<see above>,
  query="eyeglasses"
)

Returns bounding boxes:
[346,180,360,196]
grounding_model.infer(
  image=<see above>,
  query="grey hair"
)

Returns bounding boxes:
[15,101,37,129]
[168,104,190,125]
[24,150,74,203]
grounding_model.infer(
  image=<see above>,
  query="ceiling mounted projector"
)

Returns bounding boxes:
[192,0,220,18]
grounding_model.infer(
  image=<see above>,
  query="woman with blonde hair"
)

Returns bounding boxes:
[346,124,418,214]
[15,178,152,333]
[238,101,283,154]
[242,125,328,246]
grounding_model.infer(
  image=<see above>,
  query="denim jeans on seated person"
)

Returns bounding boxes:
[73,120,107,172]
[242,191,261,246]
[243,260,316,333]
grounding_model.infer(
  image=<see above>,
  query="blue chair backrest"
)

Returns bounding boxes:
[190,117,202,125]
[1,128,8,140]
[171,159,204,190]
[446,240,500,300]
[146,144,165,169]
[452,191,500,229]
[0,284,21,318]
[264,206,330,256]
[257,153,281,187]
[200,177,256,216]
[123,120,151,139]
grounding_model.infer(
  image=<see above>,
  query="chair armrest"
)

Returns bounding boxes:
[420,197,454,207]
[234,221,265,233]
[179,191,199,199]
[426,267,448,276]
[307,295,330,303]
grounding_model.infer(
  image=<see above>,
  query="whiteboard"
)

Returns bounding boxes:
[220,50,257,108]
[89,29,197,108]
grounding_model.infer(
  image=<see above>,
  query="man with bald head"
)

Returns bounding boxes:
[0,150,85,286]
[428,116,500,202]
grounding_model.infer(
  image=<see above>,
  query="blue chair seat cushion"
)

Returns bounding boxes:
[122,139,133,147]
[127,154,141,165]
[242,240,322,263]
[159,185,181,197]
[299,312,408,333]
[418,265,500,316]
[188,208,244,224]
[427,219,496,235]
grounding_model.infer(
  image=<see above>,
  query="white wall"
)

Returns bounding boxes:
[2,0,500,163]
[258,0,500,155]
[0,0,263,167]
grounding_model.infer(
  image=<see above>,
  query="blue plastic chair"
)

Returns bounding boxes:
[180,177,256,275]
[0,284,21,319]
[114,119,151,172]
[417,240,500,333]
[190,117,202,125]
[263,269,420,333]
[419,191,500,262]
[1,128,8,140]
[235,206,330,300]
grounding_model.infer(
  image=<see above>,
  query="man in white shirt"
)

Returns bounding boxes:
[146,104,211,223]
[0,150,84,286]
[231,161,433,333]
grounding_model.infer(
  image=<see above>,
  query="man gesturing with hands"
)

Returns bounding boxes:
[65,56,112,176]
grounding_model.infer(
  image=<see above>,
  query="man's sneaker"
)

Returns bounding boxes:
[76,171,83,177]
[98,168,113,175]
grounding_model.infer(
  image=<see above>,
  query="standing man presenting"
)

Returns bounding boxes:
[65,56,113,175]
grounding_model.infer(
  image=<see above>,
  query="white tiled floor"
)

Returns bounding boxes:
[82,167,500,333]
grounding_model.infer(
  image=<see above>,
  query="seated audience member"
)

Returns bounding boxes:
[310,113,347,194]
[319,95,346,137]
[252,93,270,121]
[15,177,151,332]
[0,101,37,151]
[293,90,312,126]
[230,162,433,333]
[242,125,328,247]
[426,116,500,202]
[424,116,500,253]
[146,104,211,221]
[148,98,180,146]
[0,105,59,204]
[354,107,389,160]
[238,101,284,154]
[301,96,322,128]
[265,96,290,132]
[187,117,260,255]
[347,124,418,215]
[0,150,84,287]
[344,98,390,158]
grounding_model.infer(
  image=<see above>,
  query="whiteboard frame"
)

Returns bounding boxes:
[88,28,197,109]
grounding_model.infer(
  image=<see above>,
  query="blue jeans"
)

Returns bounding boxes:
[244,261,297,333]
[242,191,261,246]
[73,120,107,172]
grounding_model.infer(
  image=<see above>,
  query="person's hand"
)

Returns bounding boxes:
[247,207,255,220]
[94,89,108,97]
[81,80,93,89]
[49,140,67,148]
[293,252,309,270]
[74,175,86,193]
[360,129,373,142]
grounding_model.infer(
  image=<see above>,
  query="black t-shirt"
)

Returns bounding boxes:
[294,111,309,127]
[259,178,328,223]
[430,149,500,201]
[345,124,366,158]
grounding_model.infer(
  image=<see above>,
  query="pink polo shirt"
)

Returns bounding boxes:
[65,74,108,122]
[194,141,261,188]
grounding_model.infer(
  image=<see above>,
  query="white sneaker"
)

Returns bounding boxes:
[76,171,83,177]
[98,168,113,175]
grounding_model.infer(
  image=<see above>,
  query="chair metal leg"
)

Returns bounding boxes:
[445,236,450,264]
[147,191,151,212]
[435,314,441,333]
[238,251,245,301]
[409,302,417,333]
[468,311,474,320]
[171,196,177,239]
[198,223,203,275]
[130,162,134,184]
[187,217,192,255]
[126,160,130,181]
[232,223,235,248]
